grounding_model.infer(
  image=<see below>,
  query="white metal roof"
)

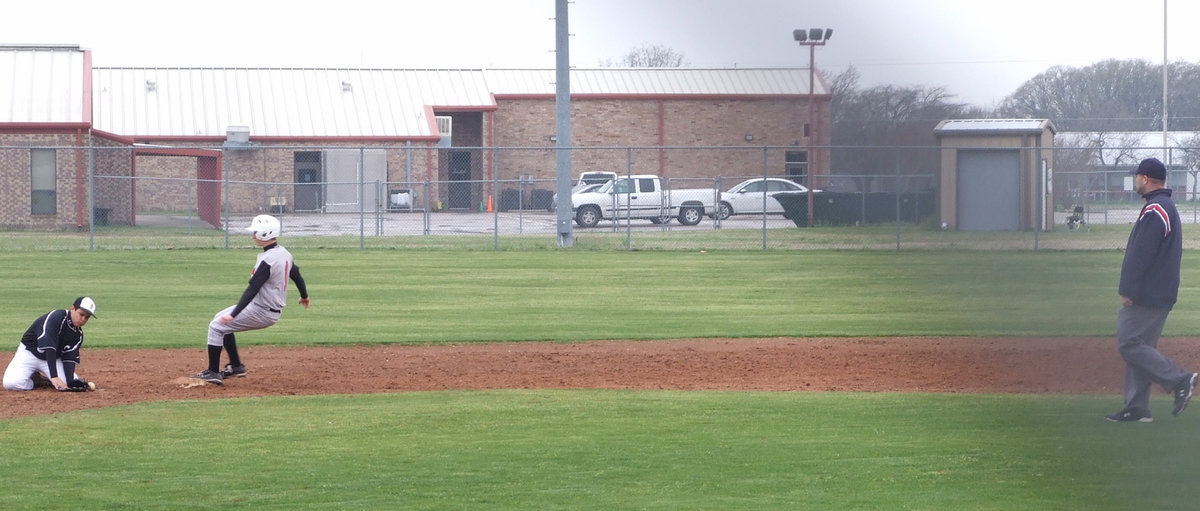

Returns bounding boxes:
[2,43,820,140]
[934,118,1057,135]
[484,68,817,96]
[92,67,816,138]
[93,68,495,138]
[0,45,86,124]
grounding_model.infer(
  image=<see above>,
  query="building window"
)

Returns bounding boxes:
[785,151,808,185]
[31,149,56,215]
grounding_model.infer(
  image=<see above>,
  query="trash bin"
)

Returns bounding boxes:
[531,189,553,211]
[389,189,413,211]
[499,188,521,212]
[92,207,111,226]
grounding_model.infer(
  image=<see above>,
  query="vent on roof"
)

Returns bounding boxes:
[435,116,452,148]
[224,126,255,150]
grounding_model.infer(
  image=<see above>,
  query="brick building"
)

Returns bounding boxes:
[0,45,831,228]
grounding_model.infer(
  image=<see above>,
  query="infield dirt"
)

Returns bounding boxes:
[2,336,1192,419]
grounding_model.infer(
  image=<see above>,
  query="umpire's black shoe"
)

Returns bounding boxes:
[1105,409,1153,423]
[1173,373,1198,416]
[220,364,247,378]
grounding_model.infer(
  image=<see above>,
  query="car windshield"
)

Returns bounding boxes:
[580,172,616,185]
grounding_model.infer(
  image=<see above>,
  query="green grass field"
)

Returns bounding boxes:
[1,248,1198,509]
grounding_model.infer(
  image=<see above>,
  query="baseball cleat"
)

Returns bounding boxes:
[1173,373,1198,416]
[191,369,224,385]
[30,372,53,389]
[1105,409,1153,423]
[220,364,247,378]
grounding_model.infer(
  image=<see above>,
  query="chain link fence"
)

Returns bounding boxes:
[4,143,1200,251]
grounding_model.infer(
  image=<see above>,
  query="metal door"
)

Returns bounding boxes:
[957,150,1020,231]
[294,152,322,211]
[447,151,472,209]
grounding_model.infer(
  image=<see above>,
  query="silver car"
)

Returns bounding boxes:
[715,178,811,220]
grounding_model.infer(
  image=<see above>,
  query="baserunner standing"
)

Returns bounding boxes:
[192,215,310,385]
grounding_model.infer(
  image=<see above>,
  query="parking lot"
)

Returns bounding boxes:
[256,210,799,237]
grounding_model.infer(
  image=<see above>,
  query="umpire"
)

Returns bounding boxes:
[1106,158,1197,422]
[2,296,96,392]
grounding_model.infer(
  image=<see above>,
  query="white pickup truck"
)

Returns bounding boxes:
[570,175,718,227]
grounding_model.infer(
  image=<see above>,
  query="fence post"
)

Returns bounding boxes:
[895,175,902,251]
[492,147,499,251]
[375,180,383,236]
[760,146,768,250]
[625,148,633,250]
[223,148,230,249]
[424,181,432,235]
[88,145,96,251]
[358,147,365,250]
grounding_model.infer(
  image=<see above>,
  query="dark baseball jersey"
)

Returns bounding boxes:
[20,309,83,365]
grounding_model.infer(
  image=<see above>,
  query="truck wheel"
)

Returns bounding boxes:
[715,202,733,221]
[678,206,703,226]
[575,205,601,228]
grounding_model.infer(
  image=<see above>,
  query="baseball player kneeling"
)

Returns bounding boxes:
[192,215,310,385]
[2,297,97,392]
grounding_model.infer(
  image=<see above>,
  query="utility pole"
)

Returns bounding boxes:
[554,0,574,247]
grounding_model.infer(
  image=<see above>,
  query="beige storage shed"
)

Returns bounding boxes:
[934,119,1056,231]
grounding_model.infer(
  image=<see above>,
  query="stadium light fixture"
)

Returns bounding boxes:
[794,27,832,226]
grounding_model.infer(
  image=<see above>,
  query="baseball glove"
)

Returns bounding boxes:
[61,378,90,392]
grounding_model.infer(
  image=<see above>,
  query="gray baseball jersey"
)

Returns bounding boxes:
[230,243,308,317]
[251,244,295,312]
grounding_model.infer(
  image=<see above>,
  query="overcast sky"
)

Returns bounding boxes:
[5,0,1197,108]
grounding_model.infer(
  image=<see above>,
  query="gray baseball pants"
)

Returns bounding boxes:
[1117,304,1189,413]
[208,304,281,346]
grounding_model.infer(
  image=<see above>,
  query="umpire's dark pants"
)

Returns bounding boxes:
[1117,304,1189,413]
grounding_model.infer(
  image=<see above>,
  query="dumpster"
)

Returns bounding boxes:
[499,188,522,212]
[531,189,554,211]
[92,207,111,226]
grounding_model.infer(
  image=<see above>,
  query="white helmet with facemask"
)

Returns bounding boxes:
[246,214,281,241]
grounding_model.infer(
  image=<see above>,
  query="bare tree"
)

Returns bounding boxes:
[997,59,1200,132]
[602,43,688,68]
[830,66,977,190]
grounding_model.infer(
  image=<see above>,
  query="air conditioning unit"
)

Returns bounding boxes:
[435,116,452,148]
[224,125,255,149]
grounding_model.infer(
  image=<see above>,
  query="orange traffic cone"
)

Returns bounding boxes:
[486,195,494,212]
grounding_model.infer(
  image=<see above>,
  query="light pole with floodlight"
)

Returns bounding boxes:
[794,27,832,227]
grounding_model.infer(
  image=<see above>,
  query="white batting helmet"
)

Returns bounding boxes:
[246,214,281,241]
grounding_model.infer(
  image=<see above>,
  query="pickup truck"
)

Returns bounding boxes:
[570,175,717,227]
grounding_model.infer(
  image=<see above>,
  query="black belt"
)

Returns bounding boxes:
[269,308,281,313]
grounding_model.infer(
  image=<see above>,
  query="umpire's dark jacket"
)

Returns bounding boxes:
[1120,188,1182,310]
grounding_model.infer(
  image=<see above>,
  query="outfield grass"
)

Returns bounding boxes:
[0,391,1196,510]
[1,248,1192,348]
[1,248,1197,509]
[0,221,1149,252]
